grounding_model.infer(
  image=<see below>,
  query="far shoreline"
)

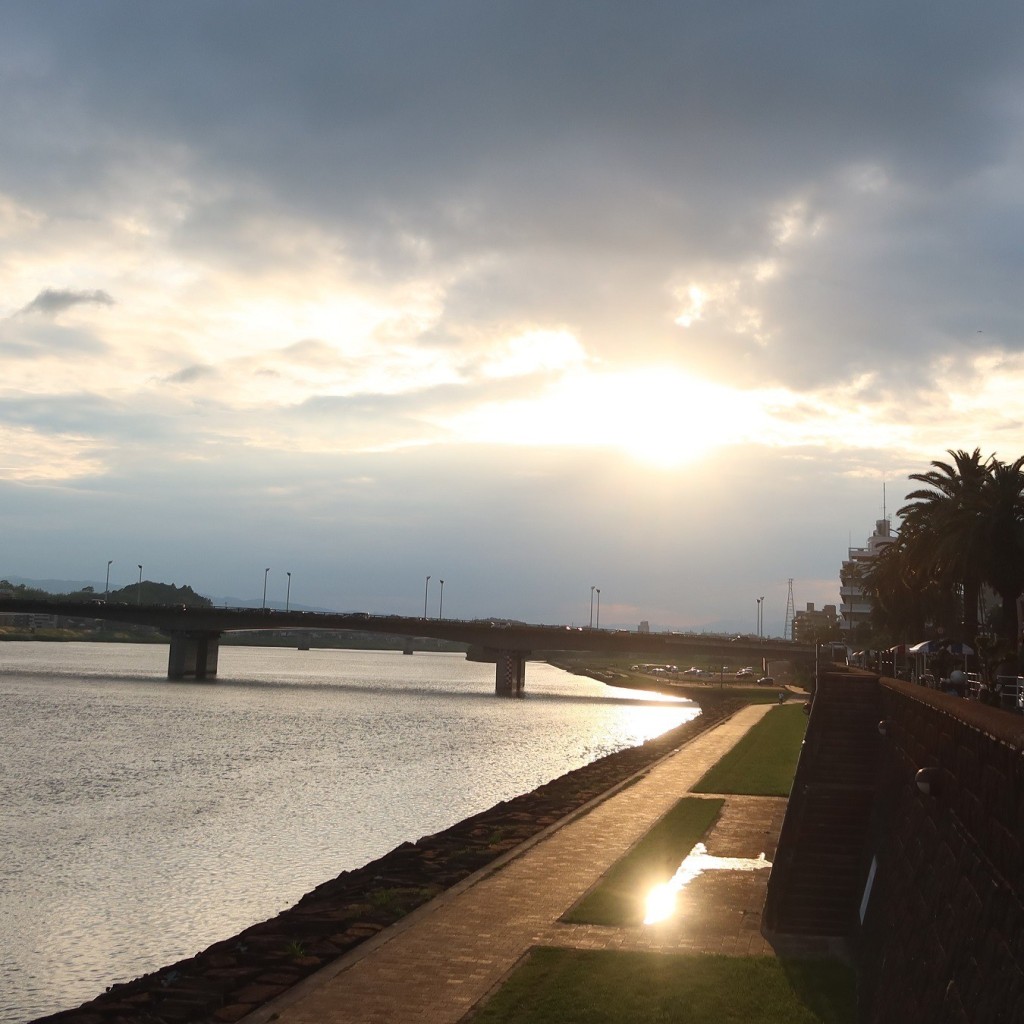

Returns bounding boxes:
[546,654,807,705]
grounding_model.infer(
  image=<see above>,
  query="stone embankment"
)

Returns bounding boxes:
[35,695,746,1024]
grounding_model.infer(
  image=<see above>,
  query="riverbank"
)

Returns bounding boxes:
[35,695,748,1024]
[547,654,804,705]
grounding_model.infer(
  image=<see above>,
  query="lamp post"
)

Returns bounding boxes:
[439,579,445,619]
[286,572,292,612]
[262,567,270,610]
[590,586,595,628]
[105,560,112,600]
[137,565,143,606]
[757,596,765,638]
[423,576,430,619]
[596,588,601,629]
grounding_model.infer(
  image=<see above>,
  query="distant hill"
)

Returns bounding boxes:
[5,575,102,594]
[1,576,213,608]
[1,576,331,612]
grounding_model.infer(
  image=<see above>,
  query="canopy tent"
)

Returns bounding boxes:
[907,640,974,656]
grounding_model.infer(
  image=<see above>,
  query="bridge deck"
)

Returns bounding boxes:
[0,598,812,661]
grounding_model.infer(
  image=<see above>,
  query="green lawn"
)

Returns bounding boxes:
[563,797,723,926]
[692,703,807,796]
[470,947,855,1024]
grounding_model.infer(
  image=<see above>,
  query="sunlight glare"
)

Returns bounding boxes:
[643,882,679,925]
[642,842,772,926]
[481,329,586,378]
[444,366,771,467]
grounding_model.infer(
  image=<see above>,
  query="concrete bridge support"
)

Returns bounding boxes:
[167,631,221,680]
[495,649,526,697]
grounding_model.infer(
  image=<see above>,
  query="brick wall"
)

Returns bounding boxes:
[858,679,1024,1023]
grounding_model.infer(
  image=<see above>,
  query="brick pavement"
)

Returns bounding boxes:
[253,702,780,1024]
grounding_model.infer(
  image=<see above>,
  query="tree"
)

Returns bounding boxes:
[860,524,957,643]
[895,450,1024,644]
[898,448,991,641]
[973,456,1024,642]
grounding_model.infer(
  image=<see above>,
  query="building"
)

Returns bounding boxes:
[839,519,896,639]
[792,602,840,643]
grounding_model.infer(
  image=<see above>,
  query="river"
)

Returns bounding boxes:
[0,641,696,1023]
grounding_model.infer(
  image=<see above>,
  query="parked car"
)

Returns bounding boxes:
[757,675,774,687]
[736,667,755,679]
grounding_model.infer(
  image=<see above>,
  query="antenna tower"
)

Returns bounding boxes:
[783,578,795,640]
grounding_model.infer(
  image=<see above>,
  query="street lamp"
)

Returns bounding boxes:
[137,565,143,606]
[423,576,430,619]
[439,579,445,619]
[263,567,270,610]
[286,572,292,612]
[105,560,112,600]
[590,586,595,628]
[757,596,765,638]
[596,588,601,629]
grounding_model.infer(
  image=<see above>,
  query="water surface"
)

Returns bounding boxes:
[0,642,696,1022]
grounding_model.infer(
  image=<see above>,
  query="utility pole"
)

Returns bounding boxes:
[784,578,795,640]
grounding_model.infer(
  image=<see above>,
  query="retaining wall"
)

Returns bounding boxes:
[858,679,1024,1023]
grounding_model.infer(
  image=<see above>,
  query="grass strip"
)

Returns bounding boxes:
[563,797,723,926]
[692,703,807,796]
[470,947,855,1024]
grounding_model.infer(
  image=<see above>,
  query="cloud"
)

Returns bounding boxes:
[6,5,1023,387]
[164,363,218,386]
[3,4,1024,628]
[17,288,114,317]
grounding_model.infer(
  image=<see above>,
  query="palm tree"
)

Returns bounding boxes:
[861,524,956,642]
[973,456,1024,642]
[897,448,991,641]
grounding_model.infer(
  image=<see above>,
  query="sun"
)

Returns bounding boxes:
[573,367,769,468]
[442,365,770,467]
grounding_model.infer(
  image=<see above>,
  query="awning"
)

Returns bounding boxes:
[907,640,974,655]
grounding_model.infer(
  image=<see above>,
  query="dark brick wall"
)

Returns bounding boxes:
[858,680,1024,1024]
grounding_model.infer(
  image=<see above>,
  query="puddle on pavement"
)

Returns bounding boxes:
[644,842,772,924]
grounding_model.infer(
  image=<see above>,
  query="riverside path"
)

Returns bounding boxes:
[247,702,783,1024]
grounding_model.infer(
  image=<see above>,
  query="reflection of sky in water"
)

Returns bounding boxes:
[0,643,698,1023]
[644,842,772,924]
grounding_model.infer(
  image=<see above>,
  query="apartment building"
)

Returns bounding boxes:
[840,519,896,639]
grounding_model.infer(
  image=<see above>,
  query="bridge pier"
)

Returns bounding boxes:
[495,649,526,697]
[168,631,221,680]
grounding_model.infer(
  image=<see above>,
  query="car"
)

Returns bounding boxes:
[736,667,755,679]
[757,675,774,687]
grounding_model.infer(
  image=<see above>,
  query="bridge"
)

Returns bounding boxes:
[0,598,815,695]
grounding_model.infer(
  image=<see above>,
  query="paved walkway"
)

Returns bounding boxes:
[255,702,782,1024]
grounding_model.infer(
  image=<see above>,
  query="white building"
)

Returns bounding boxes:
[840,519,896,639]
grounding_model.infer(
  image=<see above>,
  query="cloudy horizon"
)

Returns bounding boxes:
[3,2,1023,633]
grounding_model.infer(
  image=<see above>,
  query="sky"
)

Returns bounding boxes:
[3,2,1024,633]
